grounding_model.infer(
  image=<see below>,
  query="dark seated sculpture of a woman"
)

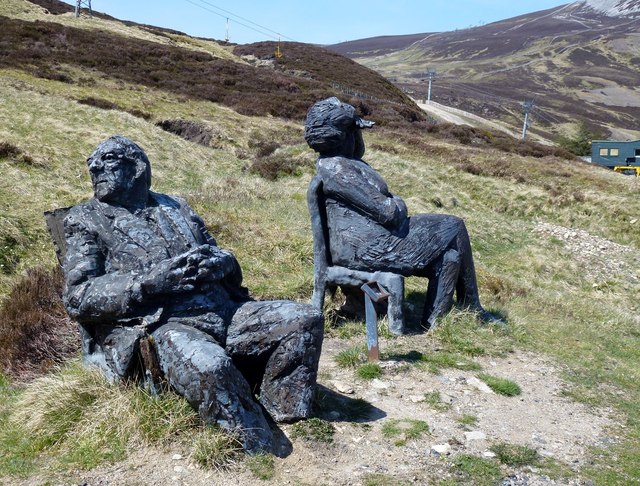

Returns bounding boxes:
[304,97,496,328]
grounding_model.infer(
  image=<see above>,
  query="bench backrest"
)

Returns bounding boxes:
[306,175,333,270]
[44,207,71,265]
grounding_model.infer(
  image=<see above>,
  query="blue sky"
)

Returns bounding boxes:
[63,0,571,45]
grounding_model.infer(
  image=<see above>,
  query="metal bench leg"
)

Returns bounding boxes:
[380,274,405,335]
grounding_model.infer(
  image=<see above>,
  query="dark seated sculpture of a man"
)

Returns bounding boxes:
[304,97,495,328]
[62,135,323,453]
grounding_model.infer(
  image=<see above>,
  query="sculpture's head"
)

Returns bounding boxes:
[304,97,374,159]
[87,135,151,208]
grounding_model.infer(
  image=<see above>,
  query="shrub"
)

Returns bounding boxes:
[247,151,312,180]
[156,119,213,147]
[0,267,79,380]
[77,96,119,110]
[0,142,21,159]
[556,121,602,156]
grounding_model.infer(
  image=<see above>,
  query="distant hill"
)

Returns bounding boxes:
[330,0,640,140]
[1,0,423,126]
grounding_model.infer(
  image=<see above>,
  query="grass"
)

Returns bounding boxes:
[381,419,429,447]
[477,373,522,397]
[452,454,502,486]
[362,474,412,486]
[0,3,639,483]
[456,414,478,427]
[190,427,241,470]
[490,442,539,467]
[335,345,367,368]
[422,391,452,412]
[383,347,482,374]
[419,351,483,374]
[0,361,238,476]
[245,453,275,480]
[290,418,335,444]
[356,362,383,380]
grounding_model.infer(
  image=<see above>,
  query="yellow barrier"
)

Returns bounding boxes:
[613,166,640,176]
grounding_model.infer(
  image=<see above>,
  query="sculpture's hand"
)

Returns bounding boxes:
[141,245,236,295]
[387,195,408,229]
[191,245,237,282]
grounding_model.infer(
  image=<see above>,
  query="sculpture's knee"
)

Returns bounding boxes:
[152,322,232,399]
[442,248,460,267]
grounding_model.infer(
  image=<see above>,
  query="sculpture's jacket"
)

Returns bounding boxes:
[317,156,461,276]
[62,192,248,379]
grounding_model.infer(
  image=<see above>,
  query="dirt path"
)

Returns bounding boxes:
[61,334,616,486]
[413,99,522,140]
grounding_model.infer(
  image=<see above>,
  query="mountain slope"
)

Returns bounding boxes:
[0,1,639,484]
[331,1,640,140]
[0,0,423,125]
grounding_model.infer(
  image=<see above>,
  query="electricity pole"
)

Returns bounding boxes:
[521,99,534,141]
[225,18,230,42]
[425,69,437,103]
[75,0,92,18]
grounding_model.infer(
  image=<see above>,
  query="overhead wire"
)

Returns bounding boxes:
[182,0,294,42]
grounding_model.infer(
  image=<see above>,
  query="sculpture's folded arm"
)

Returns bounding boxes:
[317,157,407,229]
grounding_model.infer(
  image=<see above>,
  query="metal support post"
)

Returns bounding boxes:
[425,69,437,103]
[75,0,92,18]
[361,281,390,361]
[521,99,534,141]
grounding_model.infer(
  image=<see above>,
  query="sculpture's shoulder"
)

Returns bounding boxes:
[149,191,185,209]
[317,155,360,182]
[149,191,199,220]
[64,198,102,232]
[317,155,353,172]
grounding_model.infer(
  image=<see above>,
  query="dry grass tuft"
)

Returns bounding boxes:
[2,361,237,472]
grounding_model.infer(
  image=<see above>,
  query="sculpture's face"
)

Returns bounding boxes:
[87,139,149,206]
[338,128,365,159]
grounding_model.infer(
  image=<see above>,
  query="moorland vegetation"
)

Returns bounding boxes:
[0,1,639,484]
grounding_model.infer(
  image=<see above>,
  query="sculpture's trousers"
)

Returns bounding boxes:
[226,301,324,423]
[152,301,323,452]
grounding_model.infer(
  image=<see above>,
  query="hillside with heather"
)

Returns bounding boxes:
[0,1,639,485]
[331,0,640,141]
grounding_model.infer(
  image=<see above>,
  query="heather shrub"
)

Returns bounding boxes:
[0,267,79,380]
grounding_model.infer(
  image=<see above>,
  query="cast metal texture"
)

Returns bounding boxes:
[59,135,323,453]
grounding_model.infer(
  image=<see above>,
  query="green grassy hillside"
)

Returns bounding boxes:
[0,1,639,484]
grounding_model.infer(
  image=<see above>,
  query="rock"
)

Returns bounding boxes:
[171,454,183,460]
[332,380,354,394]
[371,379,390,389]
[464,431,487,441]
[467,377,494,394]
[483,451,496,458]
[440,393,455,404]
[408,395,424,403]
[431,443,451,455]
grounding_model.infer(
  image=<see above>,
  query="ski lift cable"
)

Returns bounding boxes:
[184,0,295,41]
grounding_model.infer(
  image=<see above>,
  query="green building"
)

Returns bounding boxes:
[591,140,640,168]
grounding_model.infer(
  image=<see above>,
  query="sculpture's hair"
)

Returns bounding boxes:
[304,97,358,155]
[88,135,152,188]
